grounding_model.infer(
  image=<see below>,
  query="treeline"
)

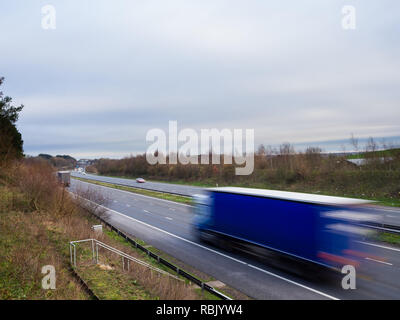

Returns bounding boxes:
[34,154,77,169]
[88,141,400,202]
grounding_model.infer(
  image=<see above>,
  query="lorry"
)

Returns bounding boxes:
[193,187,379,272]
[57,171,71,187]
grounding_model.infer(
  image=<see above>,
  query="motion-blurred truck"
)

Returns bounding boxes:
[57,171,71,187]
[194,187,379,272]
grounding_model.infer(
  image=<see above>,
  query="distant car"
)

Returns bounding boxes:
[136,178,146,183]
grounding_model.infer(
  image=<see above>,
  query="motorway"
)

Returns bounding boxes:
[71,172,400,228]
[71,172,203,196]
[70,178,400,300]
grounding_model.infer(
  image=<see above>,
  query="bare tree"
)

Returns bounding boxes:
[350,133,359,155]
[257,144,266,156]
[279,143,295,171]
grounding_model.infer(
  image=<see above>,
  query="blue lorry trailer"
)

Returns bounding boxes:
[194,187,379,270]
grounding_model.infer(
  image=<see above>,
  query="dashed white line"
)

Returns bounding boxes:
[143,210,150,213]
[126,204,131,207]
[358,241,400,252]
[165,217,173,221]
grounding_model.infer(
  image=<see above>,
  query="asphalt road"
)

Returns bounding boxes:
[70,178,400,300]
[71,172,400,228]
[71,172,203,196]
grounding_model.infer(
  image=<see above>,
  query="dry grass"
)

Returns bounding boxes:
[0,198,89,299]
[64,201,198,299]
[0,160,201,300]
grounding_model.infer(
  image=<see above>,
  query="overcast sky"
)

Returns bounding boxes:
[1,1,399,158]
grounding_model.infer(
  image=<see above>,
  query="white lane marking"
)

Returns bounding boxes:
[165,217,173,221]
[113,200,118,203]
[88,200,338,300]
[126,204,131,207]
[73,178,193,208]
[365,257,393,266]
[358,241,400,253]
[169,208,176,211]
[143,210,150,213]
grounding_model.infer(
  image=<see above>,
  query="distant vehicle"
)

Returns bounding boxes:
[57,171,71,187]
[76,167,86,175]
[136,178,146,183]
[193,187,379,273]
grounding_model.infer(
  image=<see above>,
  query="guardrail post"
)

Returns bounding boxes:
[96,243,99,264]
[91,239,95,262]
[73,244,77,267]
[69,243,73,266]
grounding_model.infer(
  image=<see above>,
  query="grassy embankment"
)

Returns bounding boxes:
[0,160,218,299]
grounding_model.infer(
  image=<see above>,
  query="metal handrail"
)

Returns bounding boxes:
[70,238,183,281]
[69,191,233,300]
[358,223,400,234]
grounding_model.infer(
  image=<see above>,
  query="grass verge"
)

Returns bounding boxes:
[371,232,400,247]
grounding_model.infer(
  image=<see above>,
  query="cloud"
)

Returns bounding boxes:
[1,0,399,158]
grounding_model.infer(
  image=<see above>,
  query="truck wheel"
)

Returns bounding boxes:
[218,237,233,252]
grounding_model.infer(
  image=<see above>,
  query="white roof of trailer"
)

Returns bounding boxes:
[207,187,373,206]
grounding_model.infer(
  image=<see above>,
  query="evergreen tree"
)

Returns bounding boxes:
[0,77,24,162]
